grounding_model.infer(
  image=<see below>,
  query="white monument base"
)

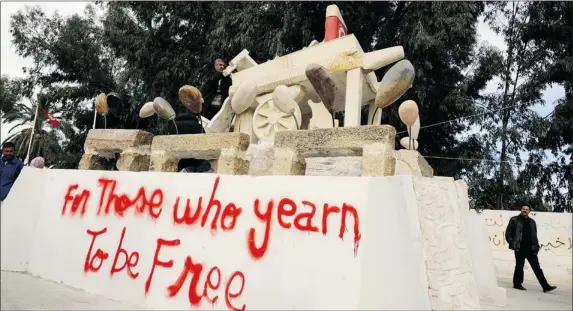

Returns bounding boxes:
[2,168,481,310]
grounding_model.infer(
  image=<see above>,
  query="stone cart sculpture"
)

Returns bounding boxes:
[205,5,416,143]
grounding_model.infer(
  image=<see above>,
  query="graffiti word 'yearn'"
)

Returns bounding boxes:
[84,227,246,311]
[247,198,362,260]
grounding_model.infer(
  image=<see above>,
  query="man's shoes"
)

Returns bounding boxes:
[513,285,526,290]
[543,285,557,293]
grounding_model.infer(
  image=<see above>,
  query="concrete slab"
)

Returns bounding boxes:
[3,271,570,310]
[482,278,572,310]
[1,271,144,310]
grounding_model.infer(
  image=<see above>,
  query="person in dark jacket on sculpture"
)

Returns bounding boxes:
[168,86,212,173]
[201,59,232,120]
[505,205,557,293]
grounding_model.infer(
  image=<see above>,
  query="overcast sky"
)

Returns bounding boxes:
[0,2,565,142]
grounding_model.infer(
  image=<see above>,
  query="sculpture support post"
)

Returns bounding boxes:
[344,68,364,127]
[24,102,40,165]
[92,108,97,129]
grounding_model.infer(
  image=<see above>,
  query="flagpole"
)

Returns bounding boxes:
[24,100,40,165]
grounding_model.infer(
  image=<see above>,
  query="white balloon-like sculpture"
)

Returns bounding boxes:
[94,93,109,129]
[152,97,178,134]
[398,100,420,150]
[139,102,156,118]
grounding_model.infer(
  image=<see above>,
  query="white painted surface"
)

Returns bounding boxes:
[480,210,572,287]
[4,271,571,311]
[1,168,435,310]
[457,181,507,307]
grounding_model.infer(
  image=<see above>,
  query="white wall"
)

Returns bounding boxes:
[480,210,572,286]
[457,182,506,307]
[1,168,433,310]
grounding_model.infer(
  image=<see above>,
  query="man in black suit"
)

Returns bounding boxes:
[505,205,557,293]
[201,58,232,120]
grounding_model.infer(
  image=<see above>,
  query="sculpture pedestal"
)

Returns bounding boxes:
[272,125,396,176]
[150,132,250,175]
[78,129,153,172]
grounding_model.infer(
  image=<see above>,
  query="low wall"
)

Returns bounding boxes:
[2,168,450,310]
[478,209,572,286]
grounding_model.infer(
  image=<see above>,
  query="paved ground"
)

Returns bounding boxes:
[482,278,572,310]
[1,271,143,310]
[1,270,571,310]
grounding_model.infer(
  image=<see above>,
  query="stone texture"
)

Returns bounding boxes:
[413,177,481,310]
[150,132,250,174]
[84,129,153,153]
[81,129,153,172]
[456,180,507,308]
[434,176,454,181]
[78,153,115,171]
[246,142,275,176]
[361,142,396,176]
[151,132,250,159]
[116,152,150,172]
[394,150,434,177]
[149,155,178,172]
[217,148,249,175]
[272,148,305,175]
[274,125,396,158]
[305,156,362,176]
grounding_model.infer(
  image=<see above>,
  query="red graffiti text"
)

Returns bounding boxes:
[248,199,361,260]
[84,226,140,280]
[172,177,243,233]
[145,238,246,311]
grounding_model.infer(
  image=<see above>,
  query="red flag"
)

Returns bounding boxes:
[324,5,348,42]
[39,107,61,127]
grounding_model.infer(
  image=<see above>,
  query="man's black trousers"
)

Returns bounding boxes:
[513,250,550,289]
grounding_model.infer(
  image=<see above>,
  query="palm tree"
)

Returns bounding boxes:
[1,98,66,163]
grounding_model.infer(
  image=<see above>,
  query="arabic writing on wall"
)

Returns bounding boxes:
[482,210,572,256]
[61,176,363,311]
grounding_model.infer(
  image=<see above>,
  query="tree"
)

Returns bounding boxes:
[1,94,67,165]
[518,2,573,212]
[0,75,26,114]
[371,2,492,179]
[469,2,572,211]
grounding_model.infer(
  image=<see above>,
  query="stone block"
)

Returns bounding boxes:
[217,148,249,175]
[150,132,251,174]
[305,156,362,176]
[149,155,178,172]
[246,142,275,176]
[274,125,396,158]
[116,152,150,172]
[394,149,434,177]
[361,142,396,176]
[272,148,306,175]
[80,129,153,172]
[84,129,153,153]
[78,153,115,171]
[151,132,250,159]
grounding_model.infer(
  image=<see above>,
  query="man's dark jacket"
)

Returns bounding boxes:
[200,71,232,119]
[505,214,540,253]
[167,112,210,172]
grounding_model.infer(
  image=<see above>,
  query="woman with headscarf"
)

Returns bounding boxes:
[30,157,45,169]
